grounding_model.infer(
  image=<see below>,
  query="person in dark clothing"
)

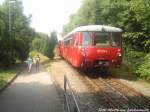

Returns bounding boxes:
[35,55,40,72]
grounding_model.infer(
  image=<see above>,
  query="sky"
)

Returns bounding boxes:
[0,0,82,34]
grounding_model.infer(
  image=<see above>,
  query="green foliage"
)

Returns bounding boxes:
[124,46,145,74]
[31,31,58,59]
[48,31,58,59]
[32,38,43,52]
[42,36,50,57]
[0,69,16,87]
[0,63,23,87]
[30,51,49,63]
[0,0,35,67]
[123,32,150,52]
[136,54,150,80]
[63,0,150,52]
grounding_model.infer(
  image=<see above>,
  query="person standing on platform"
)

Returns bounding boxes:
[35,55,40,72]
[27,57,33,72]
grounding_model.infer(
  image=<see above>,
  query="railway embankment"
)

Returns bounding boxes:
[42,56,150,112]
[110,64,150,97]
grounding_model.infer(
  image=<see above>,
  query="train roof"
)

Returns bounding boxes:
[64,25,122,39]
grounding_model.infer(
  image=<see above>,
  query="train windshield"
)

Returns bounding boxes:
[82,32,92,46]
[111,33,122,47]
[94,32,109,47]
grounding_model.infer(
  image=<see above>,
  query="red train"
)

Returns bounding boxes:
[58,25,123,70]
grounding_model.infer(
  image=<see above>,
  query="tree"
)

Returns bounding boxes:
[32,38,43,52]
[63,0,150,52]
[0,0,36,67]
[48,31,58,59]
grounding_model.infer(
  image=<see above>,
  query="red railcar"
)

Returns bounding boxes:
[59,25,123,69]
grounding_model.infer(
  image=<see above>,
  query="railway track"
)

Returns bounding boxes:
[79,76,117,109]
[78,70,150,110]
[48,60,150,111]
[104,78,150,108]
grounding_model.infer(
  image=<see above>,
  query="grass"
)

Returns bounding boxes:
[0,63,23,88]
[30,51,51,69]
[30,51,49,63]
[0,51,49,89]
[110,63,150,89]
[110,64,137,80]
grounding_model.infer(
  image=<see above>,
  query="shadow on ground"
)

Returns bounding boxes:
[50,77,150,112]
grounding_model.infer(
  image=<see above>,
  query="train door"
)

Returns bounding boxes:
[71,33,80,67]
[69,35,74,63]
[110,32,122,66]
[81,32,93,68]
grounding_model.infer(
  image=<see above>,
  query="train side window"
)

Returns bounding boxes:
[70,35,75,46]
[70,39,72,45]
[64,39,70,46]
[73,34,77,46]
[82,32,92,46]
[74,35,79,46]
[75,39,78,46]
[64,36,72,47]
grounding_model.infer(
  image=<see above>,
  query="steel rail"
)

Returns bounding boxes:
[78,70,145,109]
[103,78,150,108]
[78,70,131,108]
[97,78,140,109]
[84,76,118,108]
[108,78,150,102]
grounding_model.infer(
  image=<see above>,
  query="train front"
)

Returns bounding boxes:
[81,31,123,69]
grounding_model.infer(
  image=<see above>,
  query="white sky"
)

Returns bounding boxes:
[0,0,82,34]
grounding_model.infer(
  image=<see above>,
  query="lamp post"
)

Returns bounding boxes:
[9,0,15,65]
[9,0,15,32]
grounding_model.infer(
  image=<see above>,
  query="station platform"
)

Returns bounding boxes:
[0,65,63,112]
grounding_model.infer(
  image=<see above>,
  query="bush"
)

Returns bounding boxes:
[136,54,150,80]
[30,51,49,63]
[123,32,150,52]
[123,46,145,77]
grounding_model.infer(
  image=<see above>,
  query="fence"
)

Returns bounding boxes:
[64,75,81,112]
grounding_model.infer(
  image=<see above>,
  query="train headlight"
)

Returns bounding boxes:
[118,53,122,57]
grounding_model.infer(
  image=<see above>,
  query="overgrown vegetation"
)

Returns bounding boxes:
[0,63,23,88]
[0,0,35,67]
[0,0,58,67]
[0,0,57,87]
[136,54,150,80]
[62,0,150,80]
[30,51,49,63]
[31,31,58,59]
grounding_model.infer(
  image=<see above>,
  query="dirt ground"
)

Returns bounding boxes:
[46,59,108,112]
[45,58,150,112]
